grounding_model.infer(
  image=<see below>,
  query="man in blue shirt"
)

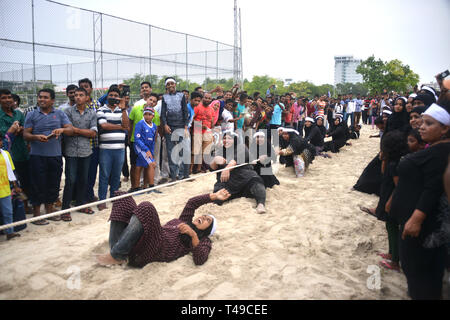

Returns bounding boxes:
[23,89,73,225]
[269,97,283,147]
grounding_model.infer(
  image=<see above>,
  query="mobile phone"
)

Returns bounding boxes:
[46,133,56,139]
[437,70,449,80]
[121,85,130,97]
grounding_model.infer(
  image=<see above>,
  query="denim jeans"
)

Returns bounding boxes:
[0,195,13,234]
[86,147,99,202]
[62,156,91,209]
[165,127,186,180]
[99,148,125,200]
[109,215,143,261]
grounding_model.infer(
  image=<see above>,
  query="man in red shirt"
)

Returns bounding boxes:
[192,92,214,173]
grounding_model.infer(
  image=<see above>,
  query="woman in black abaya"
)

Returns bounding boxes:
[210,131,267,214]
[249,131,280,188]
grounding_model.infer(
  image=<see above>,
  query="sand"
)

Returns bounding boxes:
[0,125,413,300]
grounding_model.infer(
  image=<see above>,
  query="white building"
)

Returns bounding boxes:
[334,56,363,85]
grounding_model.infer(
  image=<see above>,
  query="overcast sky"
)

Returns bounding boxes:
[57,0,449,85]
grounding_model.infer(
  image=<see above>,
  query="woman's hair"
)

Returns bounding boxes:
[381,130,409,162]
[408,128,424,144]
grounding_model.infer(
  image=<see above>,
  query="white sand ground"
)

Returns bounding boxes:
[0,125,416,299]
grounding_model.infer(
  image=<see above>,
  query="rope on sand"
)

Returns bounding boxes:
[0,163,249,231]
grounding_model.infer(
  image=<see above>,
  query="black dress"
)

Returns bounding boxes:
[212,144,265,205]
[304,125,324,147]
[249,141,280,188]
[323,123,347,153]
[375,161,398,222]
[390,142,450,300]
[279,132,315,167]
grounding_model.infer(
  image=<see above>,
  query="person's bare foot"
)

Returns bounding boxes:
[256,203,266,214]
[96,253,126,266]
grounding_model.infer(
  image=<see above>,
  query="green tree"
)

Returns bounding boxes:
[356,55,419,94]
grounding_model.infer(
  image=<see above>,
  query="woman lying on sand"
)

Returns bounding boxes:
[96,188,231,267]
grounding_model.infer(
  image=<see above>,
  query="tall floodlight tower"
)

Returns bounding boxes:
[233,0,239,84]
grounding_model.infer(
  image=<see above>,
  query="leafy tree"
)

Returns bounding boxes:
[356,55,419,94]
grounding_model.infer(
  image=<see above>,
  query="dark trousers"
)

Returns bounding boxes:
[122,142,130,179]
[386,221,399,263]
[14,160,31,197]
[29,155,63,206]
[86,147,99,202]
[62,156,91,209]
[399,226,446,300]
[362,110,369,124]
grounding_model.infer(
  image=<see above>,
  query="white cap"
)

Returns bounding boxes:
[423,103,450,126]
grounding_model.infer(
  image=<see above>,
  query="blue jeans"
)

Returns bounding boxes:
[86,147,99,202]
[109,215,143,261]
[165,127,185,180]
[99,148,125,200]
[0,196,13,234]
[62,156,91,209]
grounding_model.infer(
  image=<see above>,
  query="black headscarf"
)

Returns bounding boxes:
[411,105,428,115]
[413,94,435,107]
[180,220,214,248]
[385,97,409,133]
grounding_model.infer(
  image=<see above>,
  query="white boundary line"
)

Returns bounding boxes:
[0,163,249,231]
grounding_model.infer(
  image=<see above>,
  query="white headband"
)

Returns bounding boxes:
[423,103,450,126]
[208,215,217,236]
[281,128,300,135]
[222,129,238,138]
[409,93,417,99]
[421,85,438,101]
[315,115,324,120]
[334,113,343,118]
[165,78,176,86]
[253,131,265,139]
[398,97,407,104]
[383,110,392,115]
[277,127,285,132]
[305,117,315,123]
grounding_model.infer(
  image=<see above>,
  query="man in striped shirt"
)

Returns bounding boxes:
[96,87,129,211]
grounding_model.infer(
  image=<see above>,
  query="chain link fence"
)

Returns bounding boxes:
[0,0,240,107]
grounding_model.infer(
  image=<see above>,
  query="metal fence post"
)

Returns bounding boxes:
[216,41,219,81]
[149,25,152,81]
[31,0,37,104]
[185,34,188,90]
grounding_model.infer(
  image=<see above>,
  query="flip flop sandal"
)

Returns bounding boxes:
[379,260,400,271]
[61,213,72,222]
[47,216,61,221]
[78,208,94,215]
[358,205,377,217]
[377,252,391,259]
[31,219,49,226]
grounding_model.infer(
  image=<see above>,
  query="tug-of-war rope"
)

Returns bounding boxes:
[0,163,249,231]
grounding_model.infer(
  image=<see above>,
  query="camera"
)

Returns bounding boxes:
[107,98,120,106]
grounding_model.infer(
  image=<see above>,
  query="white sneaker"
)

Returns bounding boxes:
[256,204,266,214]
